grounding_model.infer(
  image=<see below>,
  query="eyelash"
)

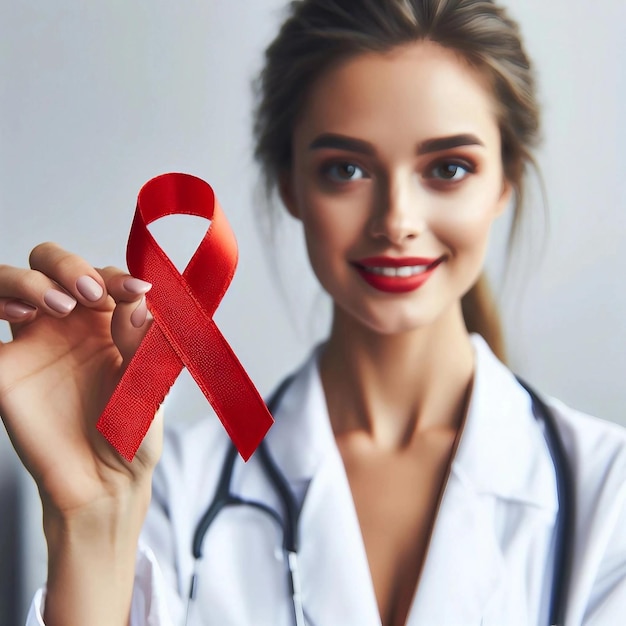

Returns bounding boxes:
[321,161,369,183]
[426,159,476,183]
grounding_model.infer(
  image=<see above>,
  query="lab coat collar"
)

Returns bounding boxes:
[453,335,557,512]
[265,343,334,483]
[266,334,557,512]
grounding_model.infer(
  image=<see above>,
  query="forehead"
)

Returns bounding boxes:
[294,41,501,148]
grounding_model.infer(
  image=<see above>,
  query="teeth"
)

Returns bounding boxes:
[365,265,429,277]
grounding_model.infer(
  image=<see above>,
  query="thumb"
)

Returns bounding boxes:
[110,296,153,364]
[96,267,153,364]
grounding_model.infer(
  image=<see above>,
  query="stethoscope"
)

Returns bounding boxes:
[184,375,575,626]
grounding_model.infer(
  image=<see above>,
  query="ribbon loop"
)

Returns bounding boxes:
[97,173,274,462]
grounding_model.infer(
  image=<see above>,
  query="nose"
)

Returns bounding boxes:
[368,172,425,244]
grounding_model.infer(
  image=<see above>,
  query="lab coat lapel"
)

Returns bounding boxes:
[297,443,382,626]
[407,336,557,624]
[405,472,505,625]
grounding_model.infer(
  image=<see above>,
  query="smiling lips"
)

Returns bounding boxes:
[352,256,445,293]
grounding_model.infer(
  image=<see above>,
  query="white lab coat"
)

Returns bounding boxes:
[28,335,626,625]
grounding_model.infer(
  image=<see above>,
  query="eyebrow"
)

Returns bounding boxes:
[418,134,484,154]
[309,134,375,155]
[308,132,484,155]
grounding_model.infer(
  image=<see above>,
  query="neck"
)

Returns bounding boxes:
[320,304,475,450]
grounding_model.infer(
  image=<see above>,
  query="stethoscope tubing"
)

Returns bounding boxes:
[515,377,575,626]
[186,376,574,626]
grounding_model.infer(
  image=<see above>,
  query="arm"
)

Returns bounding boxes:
[0,243,161,626]
[42,484,151,626]
[26,540,175,626]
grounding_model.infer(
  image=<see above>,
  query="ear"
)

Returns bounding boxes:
[494,178,513,217]
[278,170,300,220]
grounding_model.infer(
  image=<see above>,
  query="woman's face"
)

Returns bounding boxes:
[282,41,512,335]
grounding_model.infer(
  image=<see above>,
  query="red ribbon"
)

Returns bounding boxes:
[97,173,274,462]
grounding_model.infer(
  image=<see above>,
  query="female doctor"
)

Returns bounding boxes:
[1,0,626,624]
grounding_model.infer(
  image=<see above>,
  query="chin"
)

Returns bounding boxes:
[340,301,445,337]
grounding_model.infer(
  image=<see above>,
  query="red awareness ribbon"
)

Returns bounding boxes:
[97,173,274,462]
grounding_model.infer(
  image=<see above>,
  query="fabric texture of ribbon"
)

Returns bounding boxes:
[97,173,274,462]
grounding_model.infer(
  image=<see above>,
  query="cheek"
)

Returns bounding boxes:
[429,187,502,256]
[298,191,370,258]
[302,211,359,290]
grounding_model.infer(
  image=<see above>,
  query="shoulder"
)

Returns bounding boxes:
[473,334,626,478]
[546,399,626,529]
[548,397,626,482]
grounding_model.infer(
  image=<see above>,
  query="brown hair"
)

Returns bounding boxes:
[253,0,541,361]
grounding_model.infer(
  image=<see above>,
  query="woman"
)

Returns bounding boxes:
[1,0,625,624]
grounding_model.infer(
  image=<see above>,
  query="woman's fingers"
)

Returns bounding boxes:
[0,263,78,319]
[0,297,38,323]
[110,298,153,364]
[27,242,108,310]
[1,243,155,362]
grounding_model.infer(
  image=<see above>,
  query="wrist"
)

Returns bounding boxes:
[42,477,151,538]
[42,484,151,626]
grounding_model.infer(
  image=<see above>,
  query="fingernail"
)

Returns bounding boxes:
[131,297,147,328]
[5,301,37,319]
[44,290,77,314]
[76,275,104,302]
[123,277,152,295]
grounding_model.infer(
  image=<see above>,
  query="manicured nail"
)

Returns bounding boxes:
[5,301,37,319]
[130,297,147,328]
[43,290,77,314]
[123,277,152,295]
[76,275,104,302]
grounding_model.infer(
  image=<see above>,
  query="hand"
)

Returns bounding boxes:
[0,242,163,516]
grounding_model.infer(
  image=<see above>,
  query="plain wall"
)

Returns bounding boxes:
[1,0,625,621]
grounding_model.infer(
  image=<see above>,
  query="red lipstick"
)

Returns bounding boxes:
[352,256,444,293]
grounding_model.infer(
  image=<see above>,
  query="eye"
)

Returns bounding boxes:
[428,161,474,182]
[323,161,368,182]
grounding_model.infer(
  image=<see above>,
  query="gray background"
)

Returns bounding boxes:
[1,0,625,622]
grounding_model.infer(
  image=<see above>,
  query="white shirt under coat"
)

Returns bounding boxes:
[28,336,626,625]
